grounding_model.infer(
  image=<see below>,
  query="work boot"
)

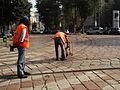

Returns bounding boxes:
[18,75,28,78]
[60,58,67,61]
[24,72,31,75]
[56,58,60,61]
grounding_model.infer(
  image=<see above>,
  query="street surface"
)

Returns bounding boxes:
[0,34,120,90]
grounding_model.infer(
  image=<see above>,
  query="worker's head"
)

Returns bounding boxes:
[19,16,30,27]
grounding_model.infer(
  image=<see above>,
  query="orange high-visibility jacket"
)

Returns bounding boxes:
[54,32,66,43]
[13,24,30,48]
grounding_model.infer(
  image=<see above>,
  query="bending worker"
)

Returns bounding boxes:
[12,16,31,78]
[53,30,69,61]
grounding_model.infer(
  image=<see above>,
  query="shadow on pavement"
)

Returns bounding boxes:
[0,58,56,67]
[0,75,18,83]
[32,67,120,76]
[0,67,120,81]
[28,58,56,64]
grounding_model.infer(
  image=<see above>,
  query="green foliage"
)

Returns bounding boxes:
[113,0,120,10]
[36,0,100,32]
[0,0,32,28]
[100,1,113,27]
[36,0,60,30]
[100,0,120,27]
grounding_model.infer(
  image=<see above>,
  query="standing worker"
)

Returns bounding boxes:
[53,30,69,61]
[12,16,31,78]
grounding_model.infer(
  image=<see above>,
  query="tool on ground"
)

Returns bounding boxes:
[65,41,73,57]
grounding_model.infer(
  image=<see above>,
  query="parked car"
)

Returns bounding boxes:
[31,29,44,34]
[39,30,44,34]
[108,27,120,35]
[86,27,103,35]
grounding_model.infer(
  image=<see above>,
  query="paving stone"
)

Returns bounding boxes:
[84,71,98,80]
[109,74,120,81]
[95,81,109,89]
[94,71,108,79]
[31,75,43,81]
[72,84,87,90]
[54,73,65,81]
[58,66,68,70]
[77,74,90,82]
[56,79,71,90]
[73,72,84,76]
[21,76,32,82]
[9,79,20,85]
[112,84,120,90]
[62,87,73,90]
[20,87,33,90]
[0,80,10,86]
[102,70,114,75]
[106,80,118,85]
[42,70,53,74]
[7,83,20,90]
[51,68,63,72]
[34,85,45,90]
[45,75,55,83]
[102,85,115,90]
[33,80,43,86]
[64,73,75,78]
[79,66,90,70]
[46,82,59,90]
[0,86,7,90]
[21,81,33,88]
[82,81,101,90]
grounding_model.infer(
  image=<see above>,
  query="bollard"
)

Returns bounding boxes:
[3,36,7,43]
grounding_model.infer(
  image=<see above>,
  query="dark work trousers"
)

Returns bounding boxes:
[17,46,26,76]
[54,37,66,60]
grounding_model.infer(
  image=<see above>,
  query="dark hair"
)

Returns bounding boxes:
[19,18,30,33]
[19,18,30,27]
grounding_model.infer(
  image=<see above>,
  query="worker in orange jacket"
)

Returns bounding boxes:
[53,30,69,61]
[12,16,30,78]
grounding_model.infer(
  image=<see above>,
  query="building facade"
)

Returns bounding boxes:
[30,11,45,31]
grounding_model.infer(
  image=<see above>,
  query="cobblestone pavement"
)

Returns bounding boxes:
[0,34,120,90]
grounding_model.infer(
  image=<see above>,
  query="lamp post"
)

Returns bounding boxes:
[94,0,98,27]
[98,0,102,27]
[2,0,5,35]
[59,4,63,30]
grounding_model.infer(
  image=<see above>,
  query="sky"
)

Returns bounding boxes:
[28,0,37,12]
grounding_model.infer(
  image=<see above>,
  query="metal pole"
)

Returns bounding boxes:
[94,0,97,27]
[73,0,76,33]
[98,0,102,27]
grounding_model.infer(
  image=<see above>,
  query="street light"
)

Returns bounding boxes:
[2,0,5,34]
[59,4,63,29]
[93,0,97,27]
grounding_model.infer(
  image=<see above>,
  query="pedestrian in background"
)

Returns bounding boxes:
[12,16,31,78]
[53,30,69,61]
